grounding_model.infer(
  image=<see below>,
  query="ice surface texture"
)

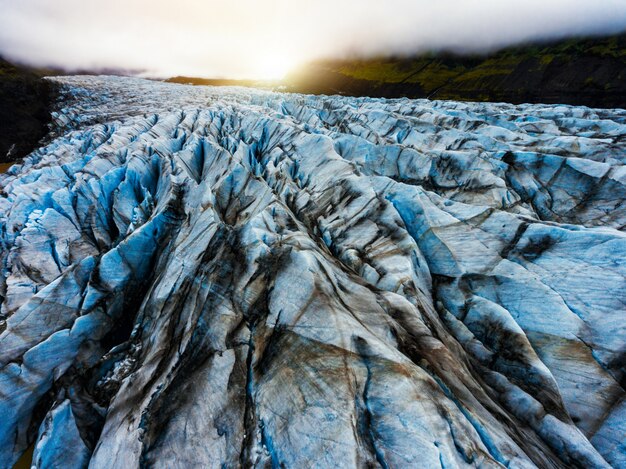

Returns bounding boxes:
[0,76,624,468]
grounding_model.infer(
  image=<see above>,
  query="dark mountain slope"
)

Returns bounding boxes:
[0,58,57,163]
[166,76,280,88]
[285,34,626,108]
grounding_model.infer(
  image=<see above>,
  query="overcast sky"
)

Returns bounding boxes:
[1,0,626,79]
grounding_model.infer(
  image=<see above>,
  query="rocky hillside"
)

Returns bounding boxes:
[285,34,626,108]
[0,76,624,468]
[0,58,57,163]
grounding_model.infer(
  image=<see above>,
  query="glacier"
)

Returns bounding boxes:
[0,76,624,468]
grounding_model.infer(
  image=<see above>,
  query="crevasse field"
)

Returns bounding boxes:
[0,76,624,468]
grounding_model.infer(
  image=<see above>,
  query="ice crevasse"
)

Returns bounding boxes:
[0,76,624,468]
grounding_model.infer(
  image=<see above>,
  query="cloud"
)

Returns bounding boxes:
[1,0,625,78]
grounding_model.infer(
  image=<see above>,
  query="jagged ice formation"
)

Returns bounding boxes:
[0,76,624,468]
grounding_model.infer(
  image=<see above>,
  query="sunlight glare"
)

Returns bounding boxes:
[253,53,297,80]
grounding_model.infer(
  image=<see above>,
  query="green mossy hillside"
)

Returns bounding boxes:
[286,34,626,108]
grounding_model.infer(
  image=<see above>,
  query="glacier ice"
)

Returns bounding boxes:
[0,76,624,468]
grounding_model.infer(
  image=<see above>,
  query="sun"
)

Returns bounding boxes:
[253,54,296,81]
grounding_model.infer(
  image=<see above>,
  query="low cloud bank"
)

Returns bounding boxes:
[1,0,625,78]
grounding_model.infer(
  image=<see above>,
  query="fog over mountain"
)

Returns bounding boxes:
[1,0,626,78]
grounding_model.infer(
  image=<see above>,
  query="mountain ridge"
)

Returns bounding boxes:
[284,33,626,108]
[164,33,626,109]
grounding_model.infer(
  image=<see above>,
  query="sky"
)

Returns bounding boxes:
[1,0,626,79]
